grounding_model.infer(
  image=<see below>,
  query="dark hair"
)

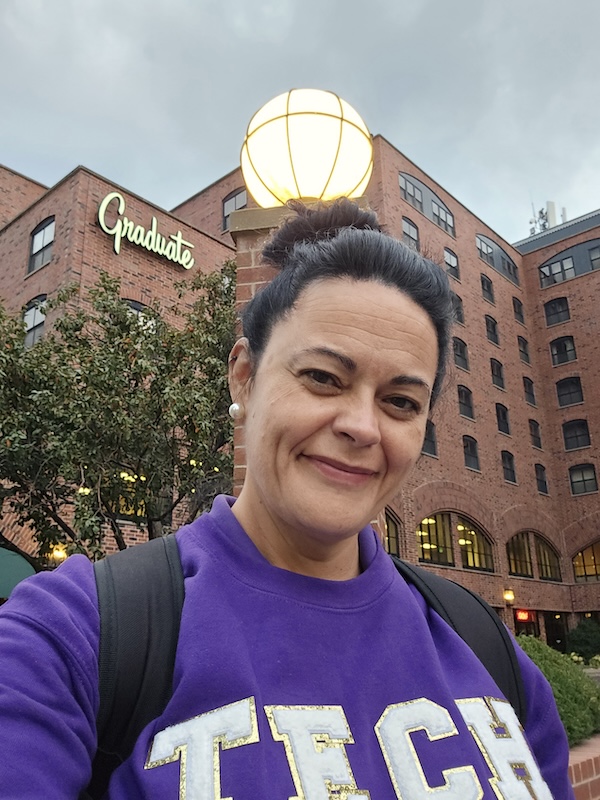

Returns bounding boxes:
[241,198,454,404]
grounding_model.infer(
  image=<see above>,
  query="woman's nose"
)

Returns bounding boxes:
[331,397,381,447]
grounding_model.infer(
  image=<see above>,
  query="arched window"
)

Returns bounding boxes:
[523,376,536,406]
[399,174,423,211]
[456,516,494,572]
[534,535,561,581]
[222,188,247,231]
[529,419,542,448]
[451,293,464,324]
[480,274,494,303]
[557,377,583,407]
[490,358,504,389]
[535,464,548,494]
[485,315,499,345]
[23,295,47,348]
[384,508,402,557]
[512,297,525,324]
[507,532,533,577]
[544,297,570,326]
[457,385,474,418]
[416,513,454,566]
[29,217,55,274]
[501,450,516,483]
[569,464,598,495]
[550,336,577,365]
[573,541,600,582]
[463,436,479,470]
[421,420,437,457]
[402,217,419,251]
[517,336,530,364]
[453,337,469,370]
[496,404,510,435]
[444,248,459,279]
[563,419,590,450]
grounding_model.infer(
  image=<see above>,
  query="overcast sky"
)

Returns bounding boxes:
[2,0,598,243]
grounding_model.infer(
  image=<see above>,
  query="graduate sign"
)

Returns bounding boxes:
[98,191,195,269]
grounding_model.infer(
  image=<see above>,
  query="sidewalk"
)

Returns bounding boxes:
[569,734,600,799]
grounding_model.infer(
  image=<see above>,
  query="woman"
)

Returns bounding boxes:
[0,200,572,798]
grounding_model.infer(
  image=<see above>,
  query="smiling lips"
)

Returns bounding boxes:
[305,455,378,485]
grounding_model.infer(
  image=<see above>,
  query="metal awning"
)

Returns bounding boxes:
[0,548,36,598]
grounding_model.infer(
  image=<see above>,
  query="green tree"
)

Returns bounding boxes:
[0,263,236,563]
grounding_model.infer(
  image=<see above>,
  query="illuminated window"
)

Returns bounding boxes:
[502,450,516,483]
[399,175,423,212]
[451,293,464,324]
[421,420,437,457]
[518,336,530,364]
[535,464,549,494]
[529,419,542,449]
[481,274,494,303]
[544,297,570,326]
[23,295,47,348]
[507,531,533,577]
[457,516,494,572]
[512,297,525,324]
[569,464,598,495]
[550,336,577,365]
[29,217,55,274]
[563,419,590,450]
[557,377,583,407]
[416,513,454,566]
[458,385,474,418]
[535,535,561,581]
[496,404,510,435]
[573,541,600,583]
[402,217,419,251]
[523,377,536,406]
[384,508,402,557]
[491,358,504,389]
[222,188,247,231]
[463,435,479,470]
[485,315,499,345]
[444,248,460,279]
[453,337,469,370]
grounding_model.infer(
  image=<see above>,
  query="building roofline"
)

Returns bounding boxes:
[512,208,600,251]
[170,165,242,213]
[0,162,48,190]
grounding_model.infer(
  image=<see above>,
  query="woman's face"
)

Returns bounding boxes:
[229,277,438,561]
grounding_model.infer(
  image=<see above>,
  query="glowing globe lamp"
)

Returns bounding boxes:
[241,89,373,207]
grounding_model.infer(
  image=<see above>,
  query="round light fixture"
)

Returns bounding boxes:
[241,89,373,207]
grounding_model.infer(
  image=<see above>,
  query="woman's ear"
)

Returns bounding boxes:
[228,338,253,406]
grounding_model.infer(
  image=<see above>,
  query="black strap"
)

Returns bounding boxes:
[392,556,527,727]
[83,535,185,800]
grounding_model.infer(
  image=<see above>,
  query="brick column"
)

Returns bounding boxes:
[228,206,290,496]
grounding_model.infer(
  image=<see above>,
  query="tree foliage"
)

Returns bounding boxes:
[567,618,600,663]
[0,262,236,561]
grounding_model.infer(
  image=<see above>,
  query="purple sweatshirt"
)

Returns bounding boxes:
[0,496,573,798]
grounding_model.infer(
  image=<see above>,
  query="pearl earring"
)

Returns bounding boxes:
[228,402,242,420]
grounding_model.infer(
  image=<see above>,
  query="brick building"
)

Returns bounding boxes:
[1,132,599,641]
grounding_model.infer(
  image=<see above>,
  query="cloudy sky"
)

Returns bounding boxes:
[2,0,598,243]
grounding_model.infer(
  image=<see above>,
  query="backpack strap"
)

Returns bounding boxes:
[83,535,185,800]
[392,556,527,727]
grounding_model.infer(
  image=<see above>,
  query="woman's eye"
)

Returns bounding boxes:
[388,396,418,412]
[304,370,337,386]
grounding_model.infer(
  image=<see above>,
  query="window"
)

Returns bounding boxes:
[222,188,247,231]
[463,436,480,470]
[28,217,55,274]
[573,541,600,583]
[23,295,47,348]
[417,513,454,566]
[444,248,460,279]
[457,516,494,572]
[563,419,590,450]
[496,404,510,435]
[590,246,600,271]
[458,385,474,419]
[557,377,583,407]
[399,175,423,211]
[569,464,598,495]
[402,217,419,251]
[421,420,437,456]
[501,450,516,483]
[507,532,533,577]
[432,200,455,236]
[480,274,494,303]
[535,536,561,581]
[523,377,536,406]
[539,256,575,287]
[476,235,494,266]
[384,509,402,557]
[451,293,464,324]
[517,336,530,364]
[544,297,570,326]
[512,297,525,324]
[485,315,499,345]
[453,337,469,370]
[535,464,549,494]
[501,255,519,284]
[550,336,577,365]
[490,359,505,389]
[529,419,542,449]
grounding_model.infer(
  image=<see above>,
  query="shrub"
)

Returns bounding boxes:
[566,618,600,663]
[517,634,600,747]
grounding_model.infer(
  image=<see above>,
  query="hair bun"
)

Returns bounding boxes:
[262,198,381,269]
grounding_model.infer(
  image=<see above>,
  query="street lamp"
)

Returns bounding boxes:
[503,588,515,606]
[241,89,373,208]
